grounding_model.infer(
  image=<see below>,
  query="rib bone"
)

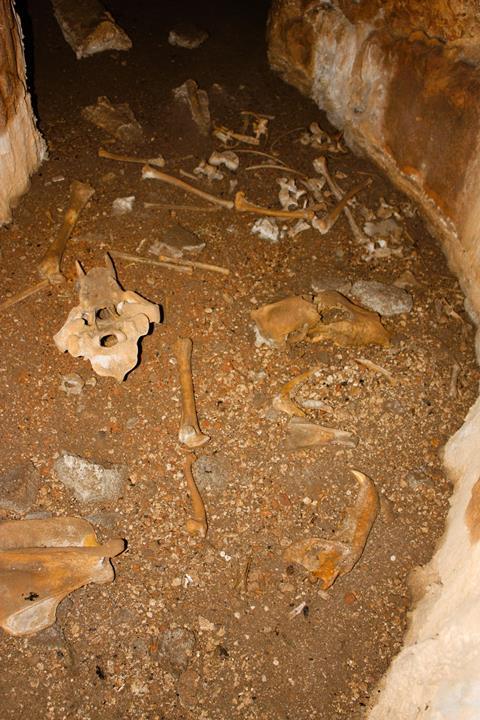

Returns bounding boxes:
[234,191,314,220]
[38,180,95,283]
[183,453,208,538]
[175,337,210,448]
[273,366,323,417]
[313,157,368,243]
[311,180,370,235]
[142,165,234,209]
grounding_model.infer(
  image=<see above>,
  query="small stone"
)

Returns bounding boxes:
[177,668,200,709]
[158,627,196,672]
[312,275,352,296]
[0,462,41,513]
[168,24,208,49]
[54,452,128,504]
[193,454,232,490]
[351,280,413,316]
[85,511,121,529]
[149,224,205,259]
[198,616,215,632]
[59,373,84,396]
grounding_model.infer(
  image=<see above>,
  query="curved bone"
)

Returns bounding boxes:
[272,366,323,417]
[311,180,370,235]
[183,454,208,538]
[251,296,320,348]
[309,290,390,347]
[234,191,314,220]
[284,417,358,450]
[175,337,210,448]
[142,165,234,209]
[283,470,379,589]
[98,146,165,167]
[38,180,95,284]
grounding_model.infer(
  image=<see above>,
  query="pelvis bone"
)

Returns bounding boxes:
[0,517,124,636]
[54,255,160,381]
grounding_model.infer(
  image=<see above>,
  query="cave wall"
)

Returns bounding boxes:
[0,0,46,226]
[268,2,480,718]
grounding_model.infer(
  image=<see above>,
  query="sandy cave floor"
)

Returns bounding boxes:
[0,1,479,719]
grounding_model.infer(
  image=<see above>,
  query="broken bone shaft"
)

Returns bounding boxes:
[234,191,314,220]
[142,165,234,209]
[183,453,208,538]
[314,157,367,243]
[38,180,95,283]
[175,337,210,448]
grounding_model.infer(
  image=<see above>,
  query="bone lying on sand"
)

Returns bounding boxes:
[174,337,210,449]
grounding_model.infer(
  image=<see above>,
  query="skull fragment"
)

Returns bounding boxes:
[54,255,160,381]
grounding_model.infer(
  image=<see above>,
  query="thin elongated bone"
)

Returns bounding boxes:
[246,163,307,179]
[0,279,49,313]
[110,250,192,274]
[98,147,165,167]
[183,453,208,538]
[285,418,358,450]
[449,361,461,398]
[175,337,210,448]
[38,180,95,283]
[314,157,368,243]
[111,250,229,276]
[235,149,282,162]
[213,125,260,146]
[356,357,396,384]
[142,165,234,209]
[144,202,223,213]
[273,366,323,417]
[312,180,370,234]
[283,469,379,589]
[234,191,314,220]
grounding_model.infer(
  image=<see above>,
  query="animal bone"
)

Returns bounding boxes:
[356,357,396,384]
[284,417,358,450]
[0,279,49,313]
[273,366,323,417]
[38,180,95,283]
[449,361,461,398]
[311,180,370,235]
[54,255,160,381]
[98,146,165,167]
[82,96,144,144]
[51,0,131,59]
[208,150,239,171]
[213,125,260,146]
[251,296,320,348]
[193,160,224,182]
[277,177,306,211]
[251,218,279,243]
[142,165,234,209]
[183,454,208,538]
[0,516,124,636]
[175,337,210,448]
[173,79,211,136]
[313,156,367,243]
[283,470,379,589]
[246,163,307,179]
[234,192,314,220]
[111,250,229,276]
[308,291,390,347]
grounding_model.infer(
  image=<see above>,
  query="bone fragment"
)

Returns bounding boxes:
[175,337,210,448]
[246,163,307,179]
[111,250,229,276]
[213,125,260,146]
[98,147,165,167]
[0,516,124,636]
[173,79,211,136]
[356,357,396,384]
[283,470,379,589]
[273,366,323,417]
[144,202,222,213]
[51,0,132,59]
[82,96,144,144]
[251,296,320,348]
[285,417,358,451]
[183,454,208,538]
[142,165,234,209]
[449,361,461,398]
[234,191,314,220]
[311,180,370,235]
[194,160,224,181]
[0,279,49,313]
[110,250,191,274]
[208,150,239,172]
[309,291,390,348]
[38,180,95,283]
[313,156,368,243]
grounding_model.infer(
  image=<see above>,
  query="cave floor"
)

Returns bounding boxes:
[0,1,478,719]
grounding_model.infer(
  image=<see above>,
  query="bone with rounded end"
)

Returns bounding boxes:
[234,191,314,220]
[175,337,210,448]
[311,179,370,235]
[183,453,208,538]
[142,165,234,209]
[98,146,165,167]
[284,417,358,450]
[38,180,95,284]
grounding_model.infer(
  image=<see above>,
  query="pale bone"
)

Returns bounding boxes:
[110,250,192,274]
[273,366,323,417]
[175,337,210,448]
[251,218,279,243]
[308,290,390,347]
[246,163,308,179]
[193,160,224,182]
[98,146,165,167]
[38,180,95,283]
[111,250,230,276]
[0,516,124,636]
[234,191,314,220]
[283,470,379,589]
[213,125,260,146]
[142,165,234,209]
[144,202,222,213]
[356,356,396,384]
[449,361,461,398]
[277,177,306,210]
[0,279,49,313]
[284,417,358,451]
[208,150,239,171]
[54,255,160,381]
[173,79,211,136]
[183,453,208,538]
[251,296,320,348]
[311,180,370,235]
[313,156,368,243]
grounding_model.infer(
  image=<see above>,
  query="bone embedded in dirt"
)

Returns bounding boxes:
[251,217,280,243]
[351,280,413,316]
[82,96,144,145]
[251,296,320,348]
[309,290,390,347]
[183,454,208,538]
[174,337,210,449]
[0,516,125,636]
[285,417,358,451]
[149,224,206,259]
[112,196,135,216]
[54,452,129,504]
[53,255,160,381]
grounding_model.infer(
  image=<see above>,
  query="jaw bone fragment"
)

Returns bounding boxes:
[175,337,210,448]
[54,255,160,381]
[38,180,95,284]
[283,470,379,589]
[308,290,390,348]
[273,367,323,417]
[0,516,125,636]
[173,79,211,136]
[284,417,358,450]
[183,454,208,538]
[251,296,320,348]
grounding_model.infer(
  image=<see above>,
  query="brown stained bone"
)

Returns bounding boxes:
[0,279,49,313]
[234,191,314,220]
[312,180,371,235]
[111,250,229,277]
[314,156,368,244]
[273,366,323,417]
[284,417,358,451]
[98,147,165,167]
[283,470,379,589]
[0,517,125,636]
[251,296,320,348]
[309,290,390,348]
[183,454,208,538]
[213,125,260,146]
[142,165,234,209]
[38,180,95,283]
[175,337,210,448]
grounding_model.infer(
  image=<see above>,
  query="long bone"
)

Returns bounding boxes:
[311,180,370,235]
[234,191,314,220]
[38,180,95,283]
[183,453,208,538]
[314,157,368,244]
[98,147,165,167]
[142,165,234,209]
[174,337,210,448]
